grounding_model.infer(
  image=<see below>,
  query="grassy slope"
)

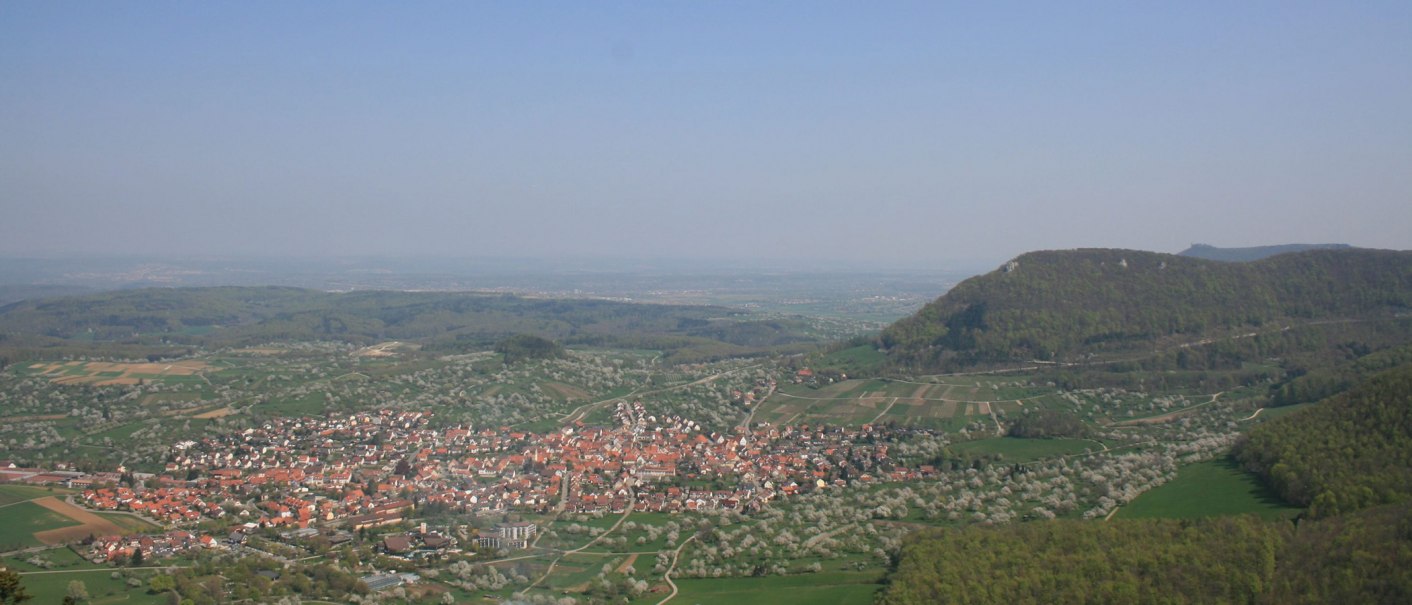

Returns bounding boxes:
[1116,459,1301,520]
[0,501,81,548]
[18,569,166,605]
[0,484,63,506]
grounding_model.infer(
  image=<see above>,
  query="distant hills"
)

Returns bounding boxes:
[1178,243,1352,262]
[880,248,1412,371]
[0,287,825,362]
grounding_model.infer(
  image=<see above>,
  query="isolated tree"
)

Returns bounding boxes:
[64,580,88,604]
[148,574,175,594]
[0,569,31,603]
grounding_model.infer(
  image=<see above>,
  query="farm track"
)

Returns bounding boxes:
[869,398,899,424]
[737,384,775,430]
[518,490,638,596]
[655,535,697,605]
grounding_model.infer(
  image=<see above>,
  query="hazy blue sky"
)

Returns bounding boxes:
[3,2,1409,265]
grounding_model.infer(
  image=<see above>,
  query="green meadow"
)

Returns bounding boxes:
[1115,459,1302,520]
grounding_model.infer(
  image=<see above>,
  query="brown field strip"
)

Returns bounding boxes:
[614,554,639,574]
[30,496,127,544]
[30,361,210,386]
[232,347,284,355]
[192,406,236,419]
[909,384,930,400]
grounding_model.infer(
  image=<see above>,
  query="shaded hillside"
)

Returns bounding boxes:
[0,286,823,362]
[881,248,1412,370]
[1179,243,1352,262]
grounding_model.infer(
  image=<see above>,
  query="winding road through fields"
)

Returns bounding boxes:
[655,535,697,605]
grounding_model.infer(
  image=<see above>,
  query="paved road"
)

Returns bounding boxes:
[736,384,775,430]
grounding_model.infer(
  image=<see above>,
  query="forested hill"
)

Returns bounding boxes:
[0,286,824,362]
[1236,362,1412,518]
[1179,243,1352,262]
[880,248,1412,370]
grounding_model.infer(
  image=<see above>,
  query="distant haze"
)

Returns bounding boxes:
[3,3,1410,264]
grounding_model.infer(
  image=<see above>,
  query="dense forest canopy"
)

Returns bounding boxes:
[881,503,1412,605]
[1178,243,1352,262]
[881,248,1412,371]
[1236,363,1412,518]
[493,333,567,364]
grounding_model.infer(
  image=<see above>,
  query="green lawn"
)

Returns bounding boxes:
[17,569,167,605]
[0,501,81,549]
[95,512,161,533]
[949,437,1095,463]
[4,545,101,571]
[0,484,61,506]
[667,570,884,605]
[1115,459,1302,520]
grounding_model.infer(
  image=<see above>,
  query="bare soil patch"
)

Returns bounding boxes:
[31,497,126,544]
[192,406,236,419]
[614,554,639,574]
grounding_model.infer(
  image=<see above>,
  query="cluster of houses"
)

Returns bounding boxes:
[89,529,217,563]
[57,404,939,549]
